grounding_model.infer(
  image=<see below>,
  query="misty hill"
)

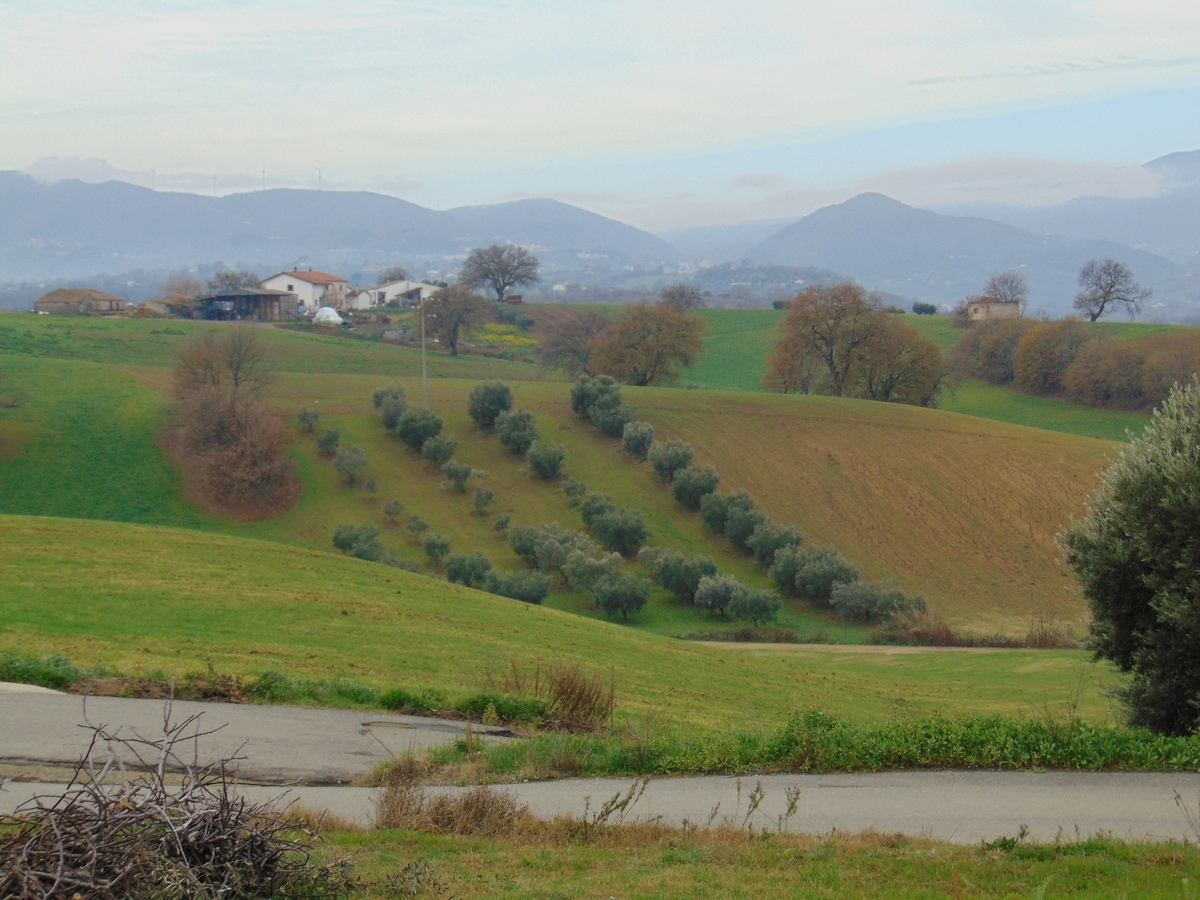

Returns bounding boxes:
[0,172,682,282]
[747,193,1189,317]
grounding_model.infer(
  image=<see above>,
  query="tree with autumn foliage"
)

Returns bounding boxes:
[589,304,705,387]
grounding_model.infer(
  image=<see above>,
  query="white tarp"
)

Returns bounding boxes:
[313,306,344,325]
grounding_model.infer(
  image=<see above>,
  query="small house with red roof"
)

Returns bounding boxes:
[259,270,348,311]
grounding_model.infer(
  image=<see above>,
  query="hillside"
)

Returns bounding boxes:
[0,172,682,283]
[747,193,1188,318]
[0,515,1118,729]
[0,315,1118,634]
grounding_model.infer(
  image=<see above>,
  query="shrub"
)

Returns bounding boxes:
[406,515,429,540]
[473,487,494,516]
[396,409,443,451]
[1013,319,1091,395]
[671,465,719,510]
[445,552,493,587]
[484,570,551,604]
[496,409,539,455]
[580,493,617,529]
[648,439,694,482]
[730,587,782,626]
[423,533,451,565]
[591,404,633,438]
[442,458,473,493]
[593,573,651,621]
[492,514,511,534]
[528,524,596,576]
[316,428,341,456]
[334,445,368,485]
[570,374,632,438]
[509,526,539,564]
[771,545,859,604]
[640,548,718,604]
[379,394,406,430]
[296,407,320,433]
[589,507,649,556]
[562,477,587,506]
[383,500,405,523]
[912,301,938,315]
[694,574,744,617]
[562,548,625,592]
[1064,342,1155,410]
[373,384,406,409]
[746,521,803,569]
[420,434,457,466]
[527,440,566,481]
[622,421,655,460]
[332,522,390,563]
[830,580,926,623]
[467,380,513,430]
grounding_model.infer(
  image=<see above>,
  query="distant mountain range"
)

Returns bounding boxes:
[0,172,680,283]
[3,151,1198,320]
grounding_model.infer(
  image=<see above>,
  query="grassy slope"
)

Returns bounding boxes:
[1,315,1118,632]
[0,515,1119,730]
[684,309,1152,442]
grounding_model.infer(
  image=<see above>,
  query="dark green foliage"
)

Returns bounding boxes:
[395,409,443,451]
[372,384,406,409]
[456,692,547,723]
[364,477,377,495]
[770,545,859,605]
[562,549,625,593]
[746,521,804,570]
[639,548,718,604]
[406,515,429,539]
[729,588,782,626]
[332,522,393,564]
[571,374,632,438]
[527,440,566,481]
[912,301,938,315]
[622,421,654,460]
[509,526,539,564]
[379,687,445,714]
[333,445,367,485]
[562,477,587,506]
[593,573,651,621]
[316,428,340,456]
[445,552,494,587]
[725,506,768,553]
[441,458,473,493]
[648,439,694,482]
[467,380,513,430]
[589,506,649,556]
[671,465,719,510]
[496,409,539,455]
[379,395,406,430]
[830,580,926,624]
[580,494,616,529]
[699,491,761,550]
[296,407,320,433]
[473,487,494,516]
[484,570,551,604]
[1062,377,1200,735]
[693,574,742,616]
[492,514,511,534]
[421,434,457,466]
[423,532,451,564]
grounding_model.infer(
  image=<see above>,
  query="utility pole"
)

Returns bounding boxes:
[420,293,429,410]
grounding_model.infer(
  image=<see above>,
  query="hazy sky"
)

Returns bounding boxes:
[3,1,1198,230]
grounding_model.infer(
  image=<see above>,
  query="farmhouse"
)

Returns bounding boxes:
[33,288,126,315]
[371,279,438,308]
[259,270,348,311]
[968,298,1021,322]
[193,288,299,321]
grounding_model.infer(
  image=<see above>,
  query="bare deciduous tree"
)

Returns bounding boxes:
[659,282,706,311]
[1074,259,1150,322]
[982,270,1029,309]
[173,329,271,398]
[458,244,539,303]
[536,307,612,376]
[376,265,410,285]
[424,285,490,356]
[205,268,260,293]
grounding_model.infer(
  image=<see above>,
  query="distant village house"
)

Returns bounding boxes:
[259,270,348,311]
[968,298,1021,322]
[193,288,299,322]
[33,288,126,316]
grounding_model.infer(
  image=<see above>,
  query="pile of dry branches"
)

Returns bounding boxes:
[0,707,336,899]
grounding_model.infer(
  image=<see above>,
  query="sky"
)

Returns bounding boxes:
[3,1,1199,232]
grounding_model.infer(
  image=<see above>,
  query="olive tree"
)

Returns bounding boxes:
[1061,377,1200,734]
[467,380,513,430]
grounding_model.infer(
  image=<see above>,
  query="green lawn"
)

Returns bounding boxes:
[0,515,1121,732]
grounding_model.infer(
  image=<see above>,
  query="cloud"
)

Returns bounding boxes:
[912,55,1200,86]
[729,173,793,192]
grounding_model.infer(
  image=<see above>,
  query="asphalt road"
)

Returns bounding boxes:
[3,687,1199,845]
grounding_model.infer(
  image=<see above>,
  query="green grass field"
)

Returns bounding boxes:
[0,515,1120,731]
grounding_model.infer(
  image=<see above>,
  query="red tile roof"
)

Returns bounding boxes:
[277,270,346,285]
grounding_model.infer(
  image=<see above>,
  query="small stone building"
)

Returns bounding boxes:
[968,298,1021,322]
[33,288,126,315]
